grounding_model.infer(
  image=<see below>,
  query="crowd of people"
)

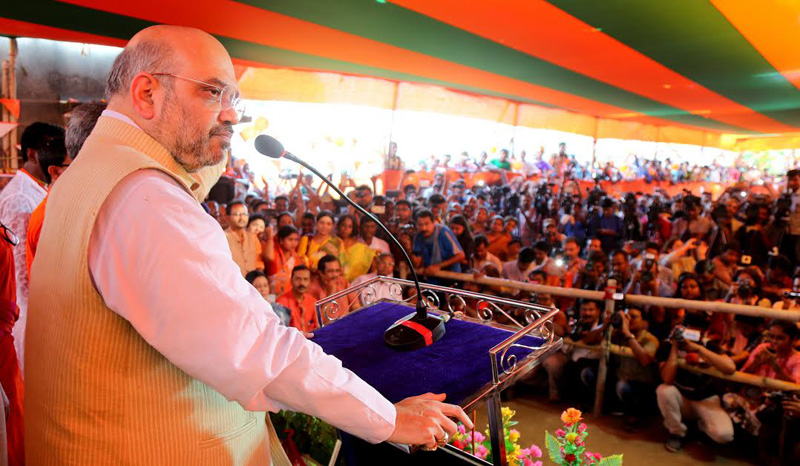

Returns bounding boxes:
[1,84,799,466]
[210,152,800,463]
[386,140,785,185]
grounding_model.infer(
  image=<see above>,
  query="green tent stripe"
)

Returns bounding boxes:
[3,3,567,108]
[3,1,753,133]
[237,0,749,132]
[548,0,800,127]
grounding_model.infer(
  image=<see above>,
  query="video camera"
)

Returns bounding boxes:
[669,325,702,343]
[640,253,657,283]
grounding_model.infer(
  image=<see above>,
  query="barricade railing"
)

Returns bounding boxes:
[431,270,800,414]
[433,270,800,322]
[567,341,800,392]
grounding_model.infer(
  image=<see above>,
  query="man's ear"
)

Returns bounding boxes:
[27,148,39,166]
[130,72,158,120]
[47,165,61,184]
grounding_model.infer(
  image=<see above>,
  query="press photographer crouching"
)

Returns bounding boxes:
[610,308,660,427]
[656,323,736,452]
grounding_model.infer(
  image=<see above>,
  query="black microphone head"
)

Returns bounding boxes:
[254,134,285,159]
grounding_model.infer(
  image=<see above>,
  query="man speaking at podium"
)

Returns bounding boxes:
[25,25,470,464]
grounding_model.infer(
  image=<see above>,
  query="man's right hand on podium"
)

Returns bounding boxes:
[388,392,473,450]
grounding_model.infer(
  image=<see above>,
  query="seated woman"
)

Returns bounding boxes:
[337,214,377,283]
[470,206,489,235]
[247,214,268,271]
[297,210,342,271]
[486,215,512,260]
[723,321,800,442]
[245,270,290,326]
[448,214,474,266]
[741,321,800,383]
[265,225,304,296]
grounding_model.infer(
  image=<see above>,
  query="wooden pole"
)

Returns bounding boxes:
[567,340,800,391]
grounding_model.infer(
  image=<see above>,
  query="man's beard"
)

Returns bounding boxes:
[158,96,233,173]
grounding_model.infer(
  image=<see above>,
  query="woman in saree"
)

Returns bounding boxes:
[265,225,305,295]
[297,210,342,271]
[337,214,377,283]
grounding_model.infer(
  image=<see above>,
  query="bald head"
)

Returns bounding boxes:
[104,25,239,173]
[106,26,233,100]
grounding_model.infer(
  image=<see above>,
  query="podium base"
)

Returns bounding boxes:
[384,312,446,351]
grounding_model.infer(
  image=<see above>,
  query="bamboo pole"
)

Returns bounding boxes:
[433,271,800,322]
[567,341,800,391]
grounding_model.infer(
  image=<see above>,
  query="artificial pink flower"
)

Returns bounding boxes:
[475,444,489,460]
[473,431,486,443]
[529,444,542,457]
[458,424,466,434]
[555,429,566,437]
[578,423,588,432]
[585,452,603,463]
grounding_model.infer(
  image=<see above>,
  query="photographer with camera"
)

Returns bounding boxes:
[712,242,741,286]
[741,321,800,384]
[609,250,633,290]
[560,299,606,405]
[561,202,587,246]
[773,273,800,311]
[552,237,586,288]
[542,218,565,250]
[656,324,736,452]
[734,202,773,268]
[611,308,659,427]
[779,168,800,269]
[695,260,728,301]
[588,198,624,253]
[726,268,771,308]
[625,246,674,298]
[722,321,800,462]
[671,196,714,243]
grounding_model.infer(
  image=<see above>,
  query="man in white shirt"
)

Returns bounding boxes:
[0,122,65,371]
[351,253,401,305]
[31,25,470,459]
[502,247,536,297]
[359,215,390,254]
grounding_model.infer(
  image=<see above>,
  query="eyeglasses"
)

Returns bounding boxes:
[151,73,245,120]
[0,223,18,247]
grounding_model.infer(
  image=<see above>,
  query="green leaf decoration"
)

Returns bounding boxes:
[545,431,563,463]
[597,454,624,465]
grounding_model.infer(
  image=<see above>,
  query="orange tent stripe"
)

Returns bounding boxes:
[62,0,709,131]
[0,17,127,48]
[391,0,795,134]
[711,0,800,94]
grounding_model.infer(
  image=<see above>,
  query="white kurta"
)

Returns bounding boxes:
[88,168,396,444]
[0,169,46,373]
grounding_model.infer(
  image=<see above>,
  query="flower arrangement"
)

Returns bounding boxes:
[449,407,543,465]
[545,408,622,465]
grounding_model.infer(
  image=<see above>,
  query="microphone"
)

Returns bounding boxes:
[254,135,445,350]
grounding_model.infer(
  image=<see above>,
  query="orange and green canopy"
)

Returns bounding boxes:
[3,0,800,141]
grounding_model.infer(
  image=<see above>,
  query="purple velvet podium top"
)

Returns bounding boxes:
[311,302,546,407]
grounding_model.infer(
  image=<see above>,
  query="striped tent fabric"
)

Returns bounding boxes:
[2,0,800,146]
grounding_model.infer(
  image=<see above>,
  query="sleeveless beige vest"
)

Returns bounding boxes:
[26,116,287,465]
